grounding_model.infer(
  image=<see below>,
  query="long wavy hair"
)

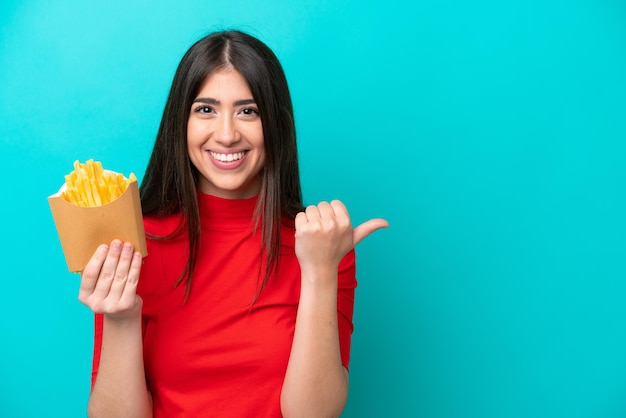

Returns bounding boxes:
[139,30,303,300]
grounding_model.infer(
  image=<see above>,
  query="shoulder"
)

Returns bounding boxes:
[141,213,188,280]
[142,213,188,269]
[138,214,188,309]
[280,217,296,249]
[143,213,185,237]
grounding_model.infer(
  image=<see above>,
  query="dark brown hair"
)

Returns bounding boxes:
[140,30,303,299]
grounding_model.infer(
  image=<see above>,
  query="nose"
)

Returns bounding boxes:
[215,115,239,145]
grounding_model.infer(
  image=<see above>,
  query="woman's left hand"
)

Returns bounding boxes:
[294,200,388,274]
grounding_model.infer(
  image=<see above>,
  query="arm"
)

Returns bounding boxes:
[78,240,152,418]
[281,262,349,418]
[281,201,388,418]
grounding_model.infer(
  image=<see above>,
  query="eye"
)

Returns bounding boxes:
[194,105,214,114]
[240,107,259,117]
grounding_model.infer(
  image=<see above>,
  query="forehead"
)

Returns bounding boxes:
[196,69,253,98]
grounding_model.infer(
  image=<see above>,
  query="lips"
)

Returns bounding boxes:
[208,150,248,169]
[210,151,246,162]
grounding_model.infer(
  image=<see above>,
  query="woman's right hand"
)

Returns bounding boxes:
[78,239,143,321]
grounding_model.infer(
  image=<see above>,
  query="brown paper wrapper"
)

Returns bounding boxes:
[48,179,147,272]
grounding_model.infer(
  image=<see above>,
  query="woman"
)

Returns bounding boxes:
[78,30,388,417]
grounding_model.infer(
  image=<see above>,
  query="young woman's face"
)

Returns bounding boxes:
[187,68,265,199]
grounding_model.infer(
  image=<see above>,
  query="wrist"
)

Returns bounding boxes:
[102,303,143,327]
[103,314,141,329]
[300,266,339,290]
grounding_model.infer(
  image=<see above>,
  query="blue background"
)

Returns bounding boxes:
[1,1,625,417]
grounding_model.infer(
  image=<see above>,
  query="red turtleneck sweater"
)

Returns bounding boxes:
[91,193,357,417]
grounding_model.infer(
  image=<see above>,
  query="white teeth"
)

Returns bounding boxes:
[210,151,245,162]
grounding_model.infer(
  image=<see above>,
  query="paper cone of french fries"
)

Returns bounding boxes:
[48,161,147,273]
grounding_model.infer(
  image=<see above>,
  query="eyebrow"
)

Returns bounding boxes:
[192,98,256,106]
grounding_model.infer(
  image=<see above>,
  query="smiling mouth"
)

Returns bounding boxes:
[209,151,246,162]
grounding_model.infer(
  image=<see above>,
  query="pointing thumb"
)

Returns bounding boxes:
[352,218,389,247]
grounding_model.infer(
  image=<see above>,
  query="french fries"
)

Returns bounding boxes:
[61,159,137,207]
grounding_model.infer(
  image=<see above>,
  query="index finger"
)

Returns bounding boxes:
[329,199,348,217]
[79,243,109,296]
